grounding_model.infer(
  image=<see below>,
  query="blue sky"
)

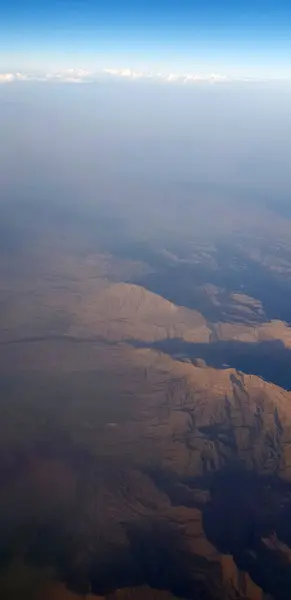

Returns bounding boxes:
[1,0,291,78]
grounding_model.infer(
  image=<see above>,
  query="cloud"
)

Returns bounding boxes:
[0,73,16,83]
[103,68,152,79]
[0,69,93,84]
[103,68,230,84]
[0,72,38,83]
[44,69,93,83]
[182,73,228,83]
[0,69,289,86]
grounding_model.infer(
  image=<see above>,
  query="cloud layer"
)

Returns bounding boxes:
[0,68,289,85]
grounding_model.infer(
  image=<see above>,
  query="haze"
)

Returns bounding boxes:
[1,81,291,220]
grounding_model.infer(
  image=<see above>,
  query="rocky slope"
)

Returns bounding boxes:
[66,282,209,343]
[3,273,291,358]
[2,229,291,600]
[1,339,291,599]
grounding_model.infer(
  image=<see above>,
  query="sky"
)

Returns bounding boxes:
[1,0,291,79]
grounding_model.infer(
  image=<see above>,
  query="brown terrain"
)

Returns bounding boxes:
[2,197,291,600]
[1,336,282,600]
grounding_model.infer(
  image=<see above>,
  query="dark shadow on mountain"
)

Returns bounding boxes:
[202,469,291,600]
[123,519,219,600]
[147,465,291,600]
[24,516,221,599]
[134,244,291,325]
[132,338,291,390]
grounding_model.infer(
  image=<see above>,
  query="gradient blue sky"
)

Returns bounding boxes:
[1,0,291,77]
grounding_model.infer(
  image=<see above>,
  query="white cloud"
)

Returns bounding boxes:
[0,73,15,83]
[166,73,180,82]
[103,67,152,79]
[0,69,93,84]
[0,68,289,86]
[43,69,93,83]
[103,68,230,84]
[0,72,36,83]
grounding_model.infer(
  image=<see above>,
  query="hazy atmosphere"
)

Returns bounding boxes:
[1,1,291,600]
[1,81,291,187]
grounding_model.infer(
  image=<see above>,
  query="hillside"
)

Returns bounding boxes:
[2,201,291,600]
[1,337,291,599]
